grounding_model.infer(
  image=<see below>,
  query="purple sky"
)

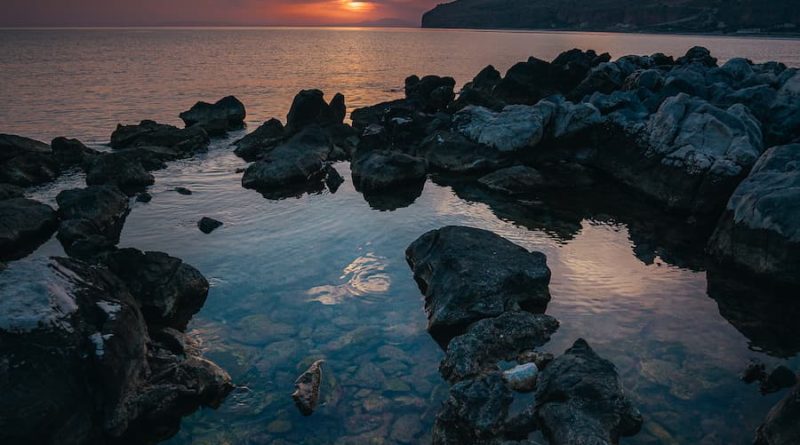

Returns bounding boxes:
[0,0,446,26]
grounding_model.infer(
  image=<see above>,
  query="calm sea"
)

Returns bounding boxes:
[2,28,800,445]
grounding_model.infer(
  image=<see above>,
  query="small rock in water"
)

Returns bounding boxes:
[761,365,797,394]
[175,187,192,195]
[235,167,245,173]
[292,359,324,416]
[741,359,767,384]
[197,217,223,234]
[503,362,539,392]
[325,164,345,193]
[135,192,152,203]
[517,350,555,370]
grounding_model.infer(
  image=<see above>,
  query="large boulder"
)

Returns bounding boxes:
[535,339,643,445]
[440,311,559,383]
[755,382,800,445]
[0,133,60,186]
[492,57,558,105]
[708,144,800,287]
[105,248,209,330]
[0,198,58,260]
[241,126,333,196]
[179,96,246,135]
[85,152,155,195]
[595,93,764,215]
[51,137,101,168]
[0,256,231,445]
[351,150,427,191]
[765,72,800,145]
[285,90,346,134]
[418,130,509,174]
[232,118,285,161]
[56,185,130,259]
[110,120,209,155]
[0,183,24,200]
[405,74,456,112]
[406,226,551,341]
[455,103,556,153]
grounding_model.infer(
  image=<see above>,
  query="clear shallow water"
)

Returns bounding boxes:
[4,28,800,445]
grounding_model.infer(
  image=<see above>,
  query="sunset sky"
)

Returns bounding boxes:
[1,0,444,27]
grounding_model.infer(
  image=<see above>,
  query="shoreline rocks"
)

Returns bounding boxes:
[179,95,246,135]
[55,185,130,259]
[0,198,58,260]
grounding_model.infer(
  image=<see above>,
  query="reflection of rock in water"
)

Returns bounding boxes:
[306,253,391,304]
[707,267,800,358]
[359,180,426,211]
[0,256,232,445]
[439,173,711,270]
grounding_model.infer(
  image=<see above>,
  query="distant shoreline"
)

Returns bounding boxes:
[0,25,799,40]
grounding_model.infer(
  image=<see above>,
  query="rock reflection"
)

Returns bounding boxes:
[307,253,391,304]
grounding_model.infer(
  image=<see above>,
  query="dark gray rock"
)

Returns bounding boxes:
[351,150,427,191]
[708,144,800,287]
[0,133,60,186]
[419,130,509,174]
[85,152,154,195]
[478,166,546,195]
[56,185,130,259]
[110,120,209,154]
[233,118,286,161]
[406,226,551,341]
[0,198,58,260]
[286,89,345,134]
[241,126,333,196]
[755,382,800,445]
[324,164,344,193]
[51,137,101,167]
[493,57,558,105]
[535,339,643,445]
[405,74,456,112]
[676,46,718,67]
[0,183,24,200]
[136,192,152,203]
[440,311,559,383]
[351,99,407,131]
[764,72,800,145]
[0,256,231,445]
[179,95,246,135]
[197,216,223,234]
[105,248,209,331]
[762,366,798,395]
[175,187,192,195]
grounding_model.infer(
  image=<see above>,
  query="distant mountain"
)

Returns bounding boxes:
[421,0,800,34]
[351,18,417,28]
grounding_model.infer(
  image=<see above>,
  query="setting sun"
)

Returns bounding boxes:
[343,1,373,12]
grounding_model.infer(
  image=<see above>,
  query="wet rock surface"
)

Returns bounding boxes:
[406,225,551,340]
[756,382,800,445]
[535,339,643,445]
[197,216,223,234]
[179,95,246,135]
[0,133,60,186]
[351,150,427,192]
[292,359,324,416]
[110,120,210,154]
[0,198,58,260]
[55,185,130,259]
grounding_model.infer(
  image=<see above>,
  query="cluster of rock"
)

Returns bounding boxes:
[0,97,246,443]
[406,226,642,444]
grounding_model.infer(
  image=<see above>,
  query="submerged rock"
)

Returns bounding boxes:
[406,226,551,341]
[708,144,800,287]
[440,311,559,383]
[755,382,800,445]
[174,187,192,195]
[535,339,643,445]
[110,120,210,154]
[179,95,246,135]
[292,360,324,416]
[55,185,130,259]
[0,133,60,186]
[197,217,223,234]
[0,198,58,260]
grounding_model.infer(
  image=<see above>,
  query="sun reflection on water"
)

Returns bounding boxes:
[306,253,392,305]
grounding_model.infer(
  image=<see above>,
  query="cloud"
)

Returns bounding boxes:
[0,0,443,26]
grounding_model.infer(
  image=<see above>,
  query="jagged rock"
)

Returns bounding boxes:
[708,144,800,287]
[179,96,246,135]
[292,360,324,416]
[405,75,456,112]
[406,226,551,341]
[197,217,223,234]
[351,99,407,131]
[451,65,505,111]
[324,164,344,193]
[285,89,345,134]
[110,120,209,154]
[535,339,643,445]
[51,137,101,167]
[676,46,717,67]
[765,72,800,145]
[755,382,800,445]
[104,248,209,330]
[432,372,513,445]
[85,152,154,195]
[493,57,558,105]
[351,150,427,191]
[0,198,58,260]
[455,103,556,153]
[55,185,130,259]
[595,93,764,215]
[0,133,60,186]
[569,61,626,101]
[419,130,509,174]
[0,256,231,445]
[440,311,559,383]
[233,118,285,161]
[241,126,333,196]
